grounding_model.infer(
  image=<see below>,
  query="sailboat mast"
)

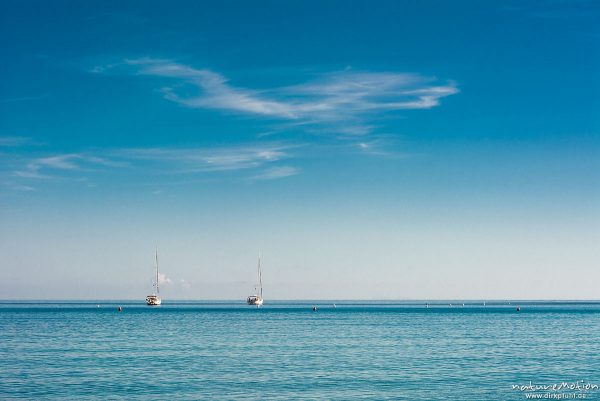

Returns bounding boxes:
[258,254,262,298]
[155,247,159,295]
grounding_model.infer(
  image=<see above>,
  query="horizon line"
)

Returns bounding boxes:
[1,299,599,303]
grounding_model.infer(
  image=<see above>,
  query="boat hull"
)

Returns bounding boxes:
[146,295,161,306]
[247,296,263,306]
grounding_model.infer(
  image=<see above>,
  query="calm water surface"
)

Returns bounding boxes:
[1,301,599,400]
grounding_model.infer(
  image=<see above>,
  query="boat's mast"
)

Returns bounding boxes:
[258,254,262,298]
[155,247,159,295]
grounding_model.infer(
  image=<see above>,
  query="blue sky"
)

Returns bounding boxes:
[1,0,598,299]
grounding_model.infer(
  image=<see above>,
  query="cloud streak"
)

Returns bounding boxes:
[95,59,458,136]
[9,143,300,187]
[15,154,85,179]
[114,143,298,174]
[13,153,121,179]
[251,166,300,181]
[127,58,297,118]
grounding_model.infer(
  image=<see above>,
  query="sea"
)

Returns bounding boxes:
[1,301,599,400]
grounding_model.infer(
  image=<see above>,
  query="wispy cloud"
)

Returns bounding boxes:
[12,153,118,180]
[93,59,458,136]
[352,136,410,158]
[9,143,301,187]
[115,143,298,174]
[287,71,458,116]
[158,272,172,285]
[251,166,300,181]
[14,154,83,179]
[125,58,297,118]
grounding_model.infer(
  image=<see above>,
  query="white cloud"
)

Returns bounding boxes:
[95,59,458,137]
[35,155,80,170]
[350,136,411,158]
[158,272,172,285]
[127,58,297,118]
[287,72,458,114]
[115,143,298,173]
[251,166,299,181]
[14,154,83,179]
[10,143,301,186]
[355,141,392,157]
[13,153,117,180]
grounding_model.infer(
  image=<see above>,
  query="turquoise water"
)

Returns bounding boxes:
[1,301,599,400]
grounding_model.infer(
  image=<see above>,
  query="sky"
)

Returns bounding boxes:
[0,0,598,300]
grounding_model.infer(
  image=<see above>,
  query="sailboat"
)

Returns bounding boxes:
[246,254,263,307]
[145,248,162,306]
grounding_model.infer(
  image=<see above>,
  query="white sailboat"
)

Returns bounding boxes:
[246,254,263,307]
[145,248,162,306]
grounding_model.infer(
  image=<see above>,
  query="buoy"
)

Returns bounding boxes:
[118,306,122,312]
